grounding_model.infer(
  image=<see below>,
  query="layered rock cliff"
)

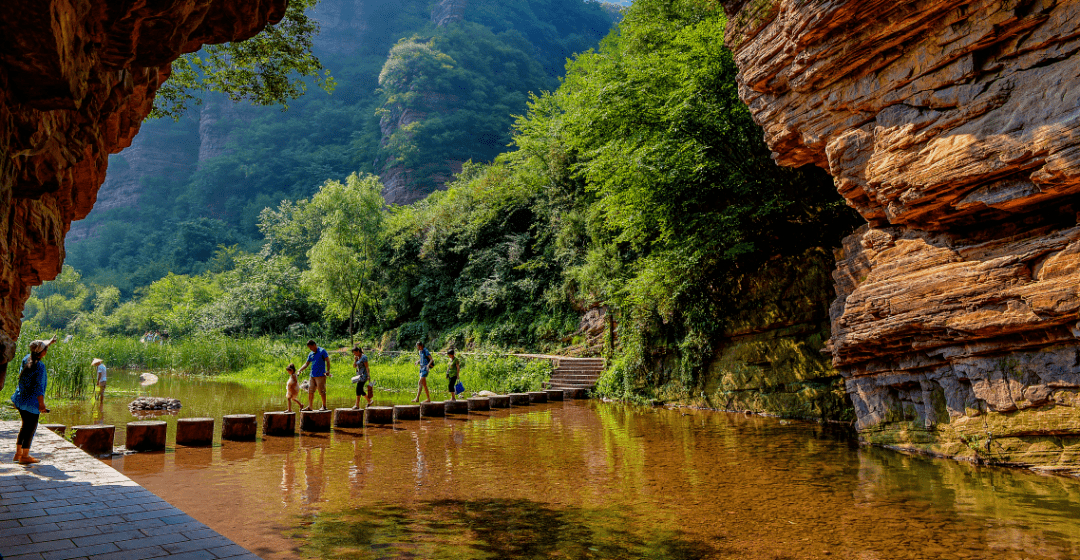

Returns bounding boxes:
[0,0,286,387]
[723,0,1080,467]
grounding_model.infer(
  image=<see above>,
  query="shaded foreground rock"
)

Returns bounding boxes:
[722,0,1080,466]
[0,0,288,388]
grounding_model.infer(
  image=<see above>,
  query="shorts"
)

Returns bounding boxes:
[97,380,107,388]
[355,380,371,396]
[419,369,429,379]
[308,375,327,393]
[447,376,458,393]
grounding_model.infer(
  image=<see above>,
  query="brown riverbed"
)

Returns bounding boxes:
[44,371,1080,559]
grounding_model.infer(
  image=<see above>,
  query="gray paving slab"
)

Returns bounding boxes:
[1,422,261,559]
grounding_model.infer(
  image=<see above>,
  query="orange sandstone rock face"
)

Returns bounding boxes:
[724,0,1080,464]
[0,0,286,386]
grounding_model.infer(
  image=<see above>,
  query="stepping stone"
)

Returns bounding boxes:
[420,401,445,417]
[394,404,421,421]
[467,397,491,411]
[125,421,167,452]
[444,400,469,414]
[334,408,364,428]
[544,389,564,401]
[72,425,115,455]
[565,388,589,399]
[263,411,296,436]
[366,406,394,424]
[489,395,511,408]
[222,414,257,441]
[176,417,214,446]
[301,409,332,432]
[528,391,548,403]
[509,393,530,405]
[42,423,66,436]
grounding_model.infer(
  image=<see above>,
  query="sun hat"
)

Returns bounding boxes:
[91,358,104,367]
[28,339,53,354]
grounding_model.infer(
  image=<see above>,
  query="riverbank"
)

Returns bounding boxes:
[0,422,261,559]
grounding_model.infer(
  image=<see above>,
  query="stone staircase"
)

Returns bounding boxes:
[545,357,605,394]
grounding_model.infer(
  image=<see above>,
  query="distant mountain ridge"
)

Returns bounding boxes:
[66,0,617,291]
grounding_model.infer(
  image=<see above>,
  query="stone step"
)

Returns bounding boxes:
[550,374,602,381]
[552,368,604,375]
[552,381,596,390]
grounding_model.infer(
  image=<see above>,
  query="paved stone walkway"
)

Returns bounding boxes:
[0,422,260,560]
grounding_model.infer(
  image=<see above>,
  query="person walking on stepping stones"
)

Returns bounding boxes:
[92,358,106,401]
[11,337,56,464]
[298,339,332,411]
[284,363,304,412]
[413,341,434,403]
[351,346,373,409]
[446,349,461,402]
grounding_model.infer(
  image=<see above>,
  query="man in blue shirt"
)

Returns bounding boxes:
[298,339,332,411]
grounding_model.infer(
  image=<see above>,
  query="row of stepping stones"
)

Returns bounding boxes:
[48,389,585,455]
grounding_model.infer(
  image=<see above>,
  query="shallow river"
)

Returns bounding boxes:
[44,371,1080,559]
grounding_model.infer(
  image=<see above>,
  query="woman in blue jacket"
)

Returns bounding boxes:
[11,337,56,464]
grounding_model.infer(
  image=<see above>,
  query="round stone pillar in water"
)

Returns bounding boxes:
[394,405,421,421]
[509,393,530,405]
[565,388,589,399]
[176,418,214,446]
[489,395,511,408]
[72,425,114,455]
[263,411,295,436]
[42,424,66,436]
[365,406,394,424]
[125,421,167,452]
[420,401,445,417]
[527,391,548,403]
[444,400,469,414]
[467,397,491,411]
[301,410,332,432]
[334,408,364,428]
[222,414,257,441]
[544,389,565,402]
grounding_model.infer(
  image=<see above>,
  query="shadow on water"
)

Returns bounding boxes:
[291,498,733,560]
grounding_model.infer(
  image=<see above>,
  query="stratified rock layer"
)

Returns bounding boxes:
[723,0,1080,466]
[0,0,286,386]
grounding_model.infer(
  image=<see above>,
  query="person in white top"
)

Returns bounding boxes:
[91,358,106,401]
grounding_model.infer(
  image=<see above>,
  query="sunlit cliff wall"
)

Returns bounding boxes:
[722,0,1080,467]
[0,0,287,387]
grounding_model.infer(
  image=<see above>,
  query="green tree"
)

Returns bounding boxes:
[151,0,335,119]
[302,173,387,344]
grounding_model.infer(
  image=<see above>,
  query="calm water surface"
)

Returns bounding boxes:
[46,371,1080,559]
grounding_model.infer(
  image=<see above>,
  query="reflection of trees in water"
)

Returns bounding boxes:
[855,445,1080,557]
[290,498,727,559]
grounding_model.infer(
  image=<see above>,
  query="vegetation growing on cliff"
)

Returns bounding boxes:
[33,0,859,406]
